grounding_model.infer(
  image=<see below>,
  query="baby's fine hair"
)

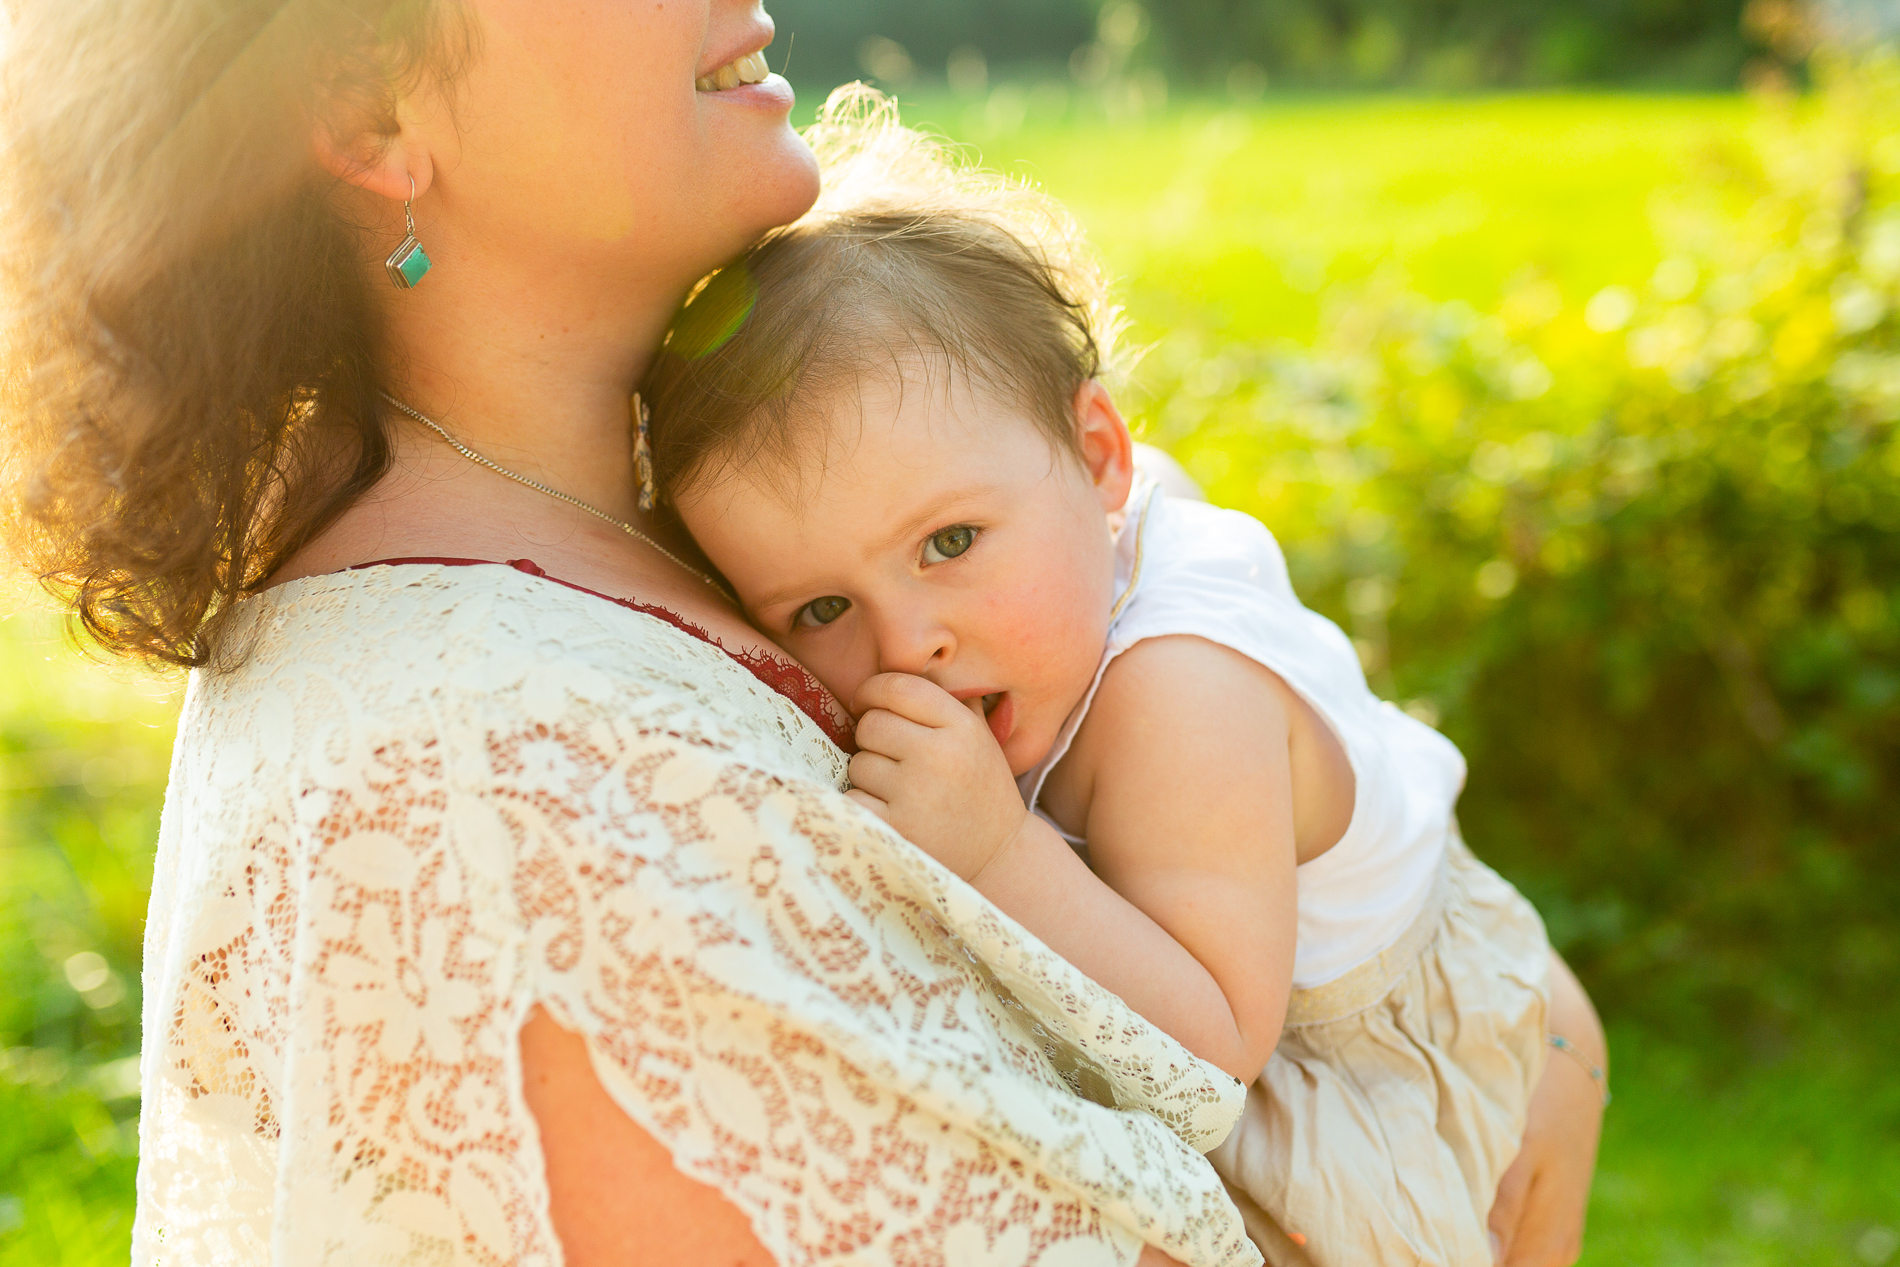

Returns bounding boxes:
[643,86,1125,498]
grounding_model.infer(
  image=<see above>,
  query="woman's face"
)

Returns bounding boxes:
[421,0,819,295]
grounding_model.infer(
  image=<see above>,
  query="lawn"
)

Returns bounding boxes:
[882,90,1758,342]
[4,91,1896,1265]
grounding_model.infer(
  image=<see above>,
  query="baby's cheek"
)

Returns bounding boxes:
[788,632,878,717]
[996,561,1109,706]
[1016,552,1108,661]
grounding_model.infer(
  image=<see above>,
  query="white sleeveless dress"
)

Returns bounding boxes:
[1020,484,1553,1267]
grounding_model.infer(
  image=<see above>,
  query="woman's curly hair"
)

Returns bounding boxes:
[0,0,470,666]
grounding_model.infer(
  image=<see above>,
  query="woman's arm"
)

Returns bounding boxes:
[1487,952,1607,1266]
[521,1007,777,1267]
[522,1007,1191,1267]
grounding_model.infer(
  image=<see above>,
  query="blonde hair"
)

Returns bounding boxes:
[0,0,471,666]
[643,85,1125,497]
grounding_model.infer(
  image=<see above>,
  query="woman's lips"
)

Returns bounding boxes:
[696,74,794,112]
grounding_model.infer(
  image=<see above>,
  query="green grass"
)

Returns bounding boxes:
[1589,1023,1900,1266]
[5,93,1897,1265]
[1,593,173,1267]
[879,91,1761,343]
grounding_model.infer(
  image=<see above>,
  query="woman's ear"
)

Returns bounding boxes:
[1072,379,1137,515]
[310,100,433,204]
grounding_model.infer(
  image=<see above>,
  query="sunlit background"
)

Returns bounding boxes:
[4,1,1899,1263]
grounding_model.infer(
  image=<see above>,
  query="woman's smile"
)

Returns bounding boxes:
[696,48,772,91]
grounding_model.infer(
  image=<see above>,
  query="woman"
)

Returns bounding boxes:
[0,1,1605,1263]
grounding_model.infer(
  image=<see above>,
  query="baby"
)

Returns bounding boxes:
[645,128,1557,1267]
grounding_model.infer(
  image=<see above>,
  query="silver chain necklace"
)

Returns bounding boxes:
[379,391,733,601]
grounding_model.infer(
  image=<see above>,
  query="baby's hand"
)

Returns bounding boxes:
[847,672,1030,882]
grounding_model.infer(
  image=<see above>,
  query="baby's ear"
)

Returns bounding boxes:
[1071,380,1135,514]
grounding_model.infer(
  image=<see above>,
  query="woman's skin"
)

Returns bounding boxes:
[286,1,1608,1263]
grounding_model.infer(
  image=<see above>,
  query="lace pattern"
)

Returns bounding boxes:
[134,563,1257,1267]
[348,557,857,751]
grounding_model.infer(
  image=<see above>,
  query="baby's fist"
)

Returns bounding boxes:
[847,673,1028,881]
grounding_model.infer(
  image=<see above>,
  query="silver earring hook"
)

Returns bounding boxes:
[403,175,417,237]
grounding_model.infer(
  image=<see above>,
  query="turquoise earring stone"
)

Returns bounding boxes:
[385,236,432,290]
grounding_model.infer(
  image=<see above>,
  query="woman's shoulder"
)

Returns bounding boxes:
[203,560,846,785]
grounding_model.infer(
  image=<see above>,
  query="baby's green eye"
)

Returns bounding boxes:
[923,525,976,564]
[796,595,851,629]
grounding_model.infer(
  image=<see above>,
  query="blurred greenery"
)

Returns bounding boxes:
[1,591,174,1266]
[766,0,1777,96]
[7,50,1900,1267]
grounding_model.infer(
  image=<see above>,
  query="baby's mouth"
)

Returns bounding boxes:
[981,692,1016,749]
[696,51,771,92]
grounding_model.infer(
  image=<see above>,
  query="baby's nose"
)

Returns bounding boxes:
[877,616,956,677]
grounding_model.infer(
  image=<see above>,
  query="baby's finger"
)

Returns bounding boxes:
[854,706,933,760]
[847,749,903,802]
[845,788,891,822]
[853,672,965,728]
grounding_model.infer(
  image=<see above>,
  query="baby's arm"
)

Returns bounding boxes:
[847,636,1298,1083]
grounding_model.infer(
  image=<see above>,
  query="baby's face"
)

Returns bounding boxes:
[675,360,1134,776]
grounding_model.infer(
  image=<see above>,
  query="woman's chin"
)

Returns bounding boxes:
[700,76,819,227]
[731,127,821,239]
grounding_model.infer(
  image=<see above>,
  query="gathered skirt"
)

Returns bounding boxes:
[1206,834,1551,1267]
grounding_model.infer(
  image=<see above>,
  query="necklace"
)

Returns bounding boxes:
[379,391,734,602]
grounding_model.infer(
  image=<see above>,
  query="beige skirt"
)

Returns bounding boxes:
[1207,835,1551,1267]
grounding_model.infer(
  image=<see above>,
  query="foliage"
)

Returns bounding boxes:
[766,0,1767,96]
[1129,0,1759,90]
[0,598,174,1266]
[1130,53,1900,1038]
[766,0,1094,94]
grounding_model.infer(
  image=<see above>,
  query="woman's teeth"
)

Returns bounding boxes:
[697,51,771,92]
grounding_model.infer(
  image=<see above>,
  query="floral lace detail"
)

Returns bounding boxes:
[134,563,1257,1267]
[349,556,857,751]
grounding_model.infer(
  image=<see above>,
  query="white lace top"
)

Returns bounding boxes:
[132,561,1259,1267]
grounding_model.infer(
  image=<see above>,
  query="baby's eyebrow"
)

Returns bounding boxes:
[749,581,816,612]
[746,482,1006,615]
[870,483,1002,555]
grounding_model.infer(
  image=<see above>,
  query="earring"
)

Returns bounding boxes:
[632,392,657,511]
[384,176,433,290]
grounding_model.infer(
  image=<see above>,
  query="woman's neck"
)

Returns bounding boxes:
[271,245,714,594]
[377,250,684,524]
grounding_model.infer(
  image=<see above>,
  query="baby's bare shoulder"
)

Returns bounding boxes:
[1093,633,1297,717]
[1042,634,1297,832]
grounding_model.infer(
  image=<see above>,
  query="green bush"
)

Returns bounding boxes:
[763,0,1763,96]
[1137,51,1900,1035]
[1133,0,1757,89]
[764,0,1094,93]
[760,0,1763,97]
